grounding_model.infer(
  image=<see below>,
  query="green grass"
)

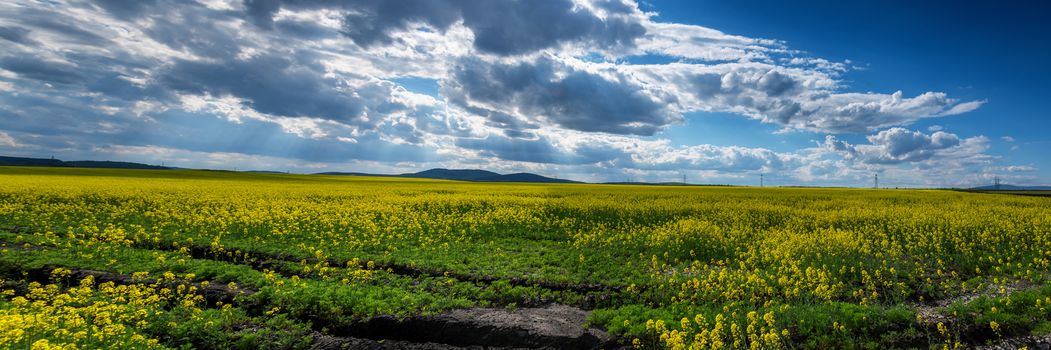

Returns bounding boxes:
[1,167,1050,349]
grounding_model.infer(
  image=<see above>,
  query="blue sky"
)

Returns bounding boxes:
[652,0,1051,185]
[0,0,1047,186]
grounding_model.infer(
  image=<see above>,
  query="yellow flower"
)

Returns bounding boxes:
[31,339,52,350]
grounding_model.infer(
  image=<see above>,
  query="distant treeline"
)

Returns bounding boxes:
[0,156,171,170]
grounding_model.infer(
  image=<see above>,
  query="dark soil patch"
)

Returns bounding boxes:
[332,304,620,349]
[972,334,1051,350]
[309,333,525,350]
[2,261,622,349]
[912,279,1047,348]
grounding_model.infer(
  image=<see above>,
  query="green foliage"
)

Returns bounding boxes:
[1,167,1050,349]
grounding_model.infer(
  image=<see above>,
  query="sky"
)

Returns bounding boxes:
[0,0,1048,187]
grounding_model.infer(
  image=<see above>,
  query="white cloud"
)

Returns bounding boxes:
[805,127,1028,187]
[821,128,974,164]
[0,131,20,148]
[634,22,784,62]
[985,165,1034,172]
[0,0,1003,186]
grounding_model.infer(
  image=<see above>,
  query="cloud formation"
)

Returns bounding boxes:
[0,0,1023,186]
[244,0,647,55]
[445,56,679,135]
[637,63,981,133]
[822,128,970,164]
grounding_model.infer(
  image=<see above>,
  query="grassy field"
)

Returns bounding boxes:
[1,167,1050,349]
[959,190,1051,198]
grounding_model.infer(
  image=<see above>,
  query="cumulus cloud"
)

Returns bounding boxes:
[821,128,981,165]
[634,63,980,133]
[0,0,1007,185]
[444,55,680,135]
[243,0,647,55]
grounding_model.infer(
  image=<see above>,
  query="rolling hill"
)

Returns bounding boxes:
[0,156,170,170]
[2,155,576,183]
[320,168,578,183]
[400,168,501,181]
[970,184,1051,191]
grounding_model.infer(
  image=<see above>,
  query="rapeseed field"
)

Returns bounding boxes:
[1,167,1049,349]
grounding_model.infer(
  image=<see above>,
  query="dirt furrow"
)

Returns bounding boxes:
[2,226,623,294]
[3,266,621,349]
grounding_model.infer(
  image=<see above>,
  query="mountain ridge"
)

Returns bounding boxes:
[969,184,1051,191]
[320,168,577,183]
[0,156,171,170]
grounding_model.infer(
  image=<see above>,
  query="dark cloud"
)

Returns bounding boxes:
[0,49,169,110]
[245,0,281,29]
[756,70,798,96]
[15,9,113,46]
[159,54,400,125]
[142,8,244,58]
[89,0,159,18]
[459,0,645,55]
[688,72,724,97]
[275,20,338,40]
[456,135,562,164]
[338,0,462,47]
[445,56,680,135]
[0,56,83,84]
[0,26,36,45]
[244,0,646,55]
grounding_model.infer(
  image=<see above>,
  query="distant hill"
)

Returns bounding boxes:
[970,184,1051,191]
[474,172,579,183]
[0,156,66,167]
[602,182,731,186]
[320,168,578,183]
[1,156,171,170]
[244,170,291,174]
[400,168,501,181]
[2,156,577,183]
[316,172,398,177]
[65,160,171,170]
